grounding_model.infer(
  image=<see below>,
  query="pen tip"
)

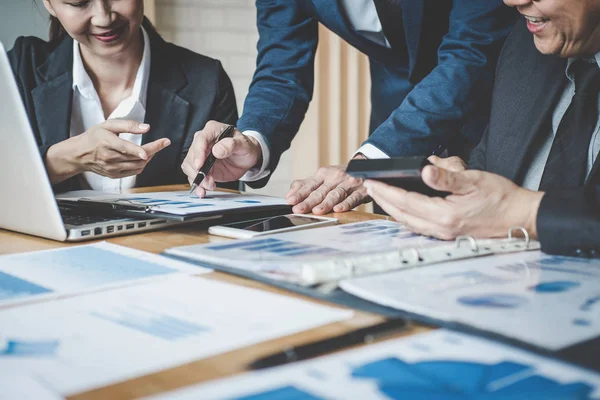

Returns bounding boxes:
[189,184,197,195]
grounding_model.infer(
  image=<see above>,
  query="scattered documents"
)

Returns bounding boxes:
[165,220,441,284]
[0,275,352,396]
[0,373,63,400]
[0,242,209,307]
[341,251,600,350]
[147,329,600,400]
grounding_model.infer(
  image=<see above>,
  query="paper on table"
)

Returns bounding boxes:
[146,329,600,400]
[340,251,600,350]
[0,242,210,307]
[58,190,289,216]
[0,373,63,400]
[0,275,352,396]
[166,220,441,284]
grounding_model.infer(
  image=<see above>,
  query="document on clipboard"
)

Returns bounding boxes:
[56,190,291,221]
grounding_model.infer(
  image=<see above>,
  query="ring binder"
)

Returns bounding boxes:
[402,248,421,263]
[455,236,479,252]
[508,226,530,249]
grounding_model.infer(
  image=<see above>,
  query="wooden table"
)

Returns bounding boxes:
[0,185,429,400]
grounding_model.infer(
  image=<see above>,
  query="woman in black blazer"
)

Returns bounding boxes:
[9,0,237,194]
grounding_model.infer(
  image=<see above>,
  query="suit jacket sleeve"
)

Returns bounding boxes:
[536,188,600,257]
[365,0,516,157]
[236,0,318,188]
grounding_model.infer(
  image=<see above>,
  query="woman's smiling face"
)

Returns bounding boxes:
[42,0,144,57]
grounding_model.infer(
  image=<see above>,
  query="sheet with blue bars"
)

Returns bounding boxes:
[0,242,208,307]
[148,329,600,400]
[165,220,440,284]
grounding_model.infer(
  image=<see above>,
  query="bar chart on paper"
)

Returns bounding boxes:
[0,271,52,301]
[0,276,352,395]
[0,242,207,306]
[150,330,600,400]
[89,307,210,341]
[165,221,441,281]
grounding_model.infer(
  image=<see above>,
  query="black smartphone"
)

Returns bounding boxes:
[346,156,449,197]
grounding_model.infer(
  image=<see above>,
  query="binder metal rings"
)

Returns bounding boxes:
[455,236,479,252]
[508,226,530,249]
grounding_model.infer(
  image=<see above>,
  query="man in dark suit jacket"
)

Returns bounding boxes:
[365,0,600,257]
[9,18,238,194]
[182,1,517,211]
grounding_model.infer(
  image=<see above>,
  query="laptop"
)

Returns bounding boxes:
[0,41,188,241]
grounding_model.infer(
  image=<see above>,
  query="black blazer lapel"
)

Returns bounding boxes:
[485,22,567,182]
[505,59,566,183]
[31,38,73,151]
[136,30,190,187]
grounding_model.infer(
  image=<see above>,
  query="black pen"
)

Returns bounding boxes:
[248,318,408,370]
[430,144,446,157]
[189,125,236,194]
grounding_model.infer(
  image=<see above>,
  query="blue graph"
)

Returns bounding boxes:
[0,271,53,301]
[233,386,323,400]
[0,339,59,357]
[350,358,594,399]
[531,281,581,293]
[458,294,528,309]
[3,247,177,290]
[89,307,210,341]
[206,238,341,258]
[231,358,594,399]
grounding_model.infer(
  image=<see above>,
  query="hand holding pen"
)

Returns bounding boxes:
[181,121,263,197]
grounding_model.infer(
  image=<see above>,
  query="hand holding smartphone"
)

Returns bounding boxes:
[208,214,338,239]
[346,156,449,197]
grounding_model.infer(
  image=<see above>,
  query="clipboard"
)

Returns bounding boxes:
[56,197,292,222]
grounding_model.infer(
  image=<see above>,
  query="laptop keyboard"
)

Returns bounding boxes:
[61,213,117,226]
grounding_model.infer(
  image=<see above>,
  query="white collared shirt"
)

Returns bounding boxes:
[70,27,151,192]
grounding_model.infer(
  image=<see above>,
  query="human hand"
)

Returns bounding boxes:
[427,155,466,172]
[181,121,262,197]
[363,162,544,240]
[286,163,370,215]
[46,120,170,183]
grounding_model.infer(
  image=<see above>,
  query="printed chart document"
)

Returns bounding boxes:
[0,373,63,400]
[0,275,352,396]
[148,329,600,400]
[166,220,441,284]
[0,242,209,307]
[58,190,289,217]
[341,251,600,350]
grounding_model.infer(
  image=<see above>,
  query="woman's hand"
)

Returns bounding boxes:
[45,120,170,184]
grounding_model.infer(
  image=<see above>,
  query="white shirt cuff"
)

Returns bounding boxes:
[353,143,390,159]
[239,130,271,182]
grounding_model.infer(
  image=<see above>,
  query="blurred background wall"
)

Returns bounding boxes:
[0,0,49,48]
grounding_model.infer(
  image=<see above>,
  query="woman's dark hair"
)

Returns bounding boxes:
[49,15,67,45]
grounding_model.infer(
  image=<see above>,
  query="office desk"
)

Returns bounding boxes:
[0,185,430,400]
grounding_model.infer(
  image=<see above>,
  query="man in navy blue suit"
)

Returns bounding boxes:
[182,1,516,214]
